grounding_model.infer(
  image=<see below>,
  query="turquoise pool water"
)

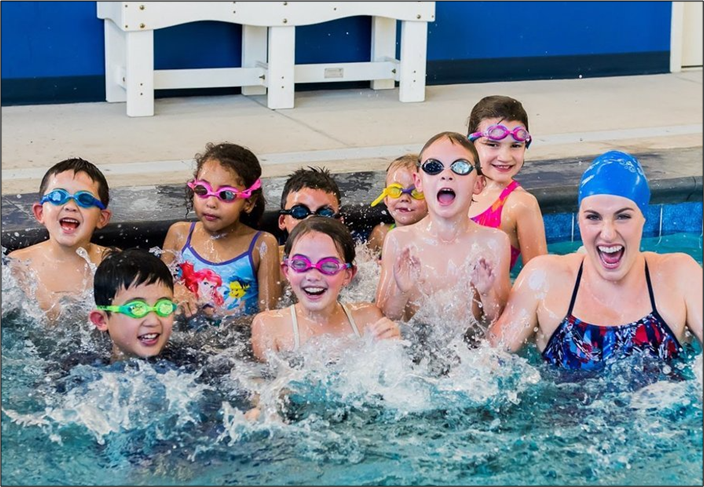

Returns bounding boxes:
[2,233,702,486]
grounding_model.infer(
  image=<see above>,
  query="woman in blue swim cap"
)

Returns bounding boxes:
[487,150,702,370]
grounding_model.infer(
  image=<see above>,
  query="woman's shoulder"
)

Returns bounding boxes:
[644,251,701,279]
[520,252,580,282]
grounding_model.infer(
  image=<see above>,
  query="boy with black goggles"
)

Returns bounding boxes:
[376,131,511,332]
[279,204,340,220]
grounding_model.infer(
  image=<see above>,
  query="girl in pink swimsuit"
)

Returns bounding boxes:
[467,95,547,270]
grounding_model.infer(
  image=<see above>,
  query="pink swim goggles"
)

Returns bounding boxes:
[187,179,261,202]
[469,124,532,148]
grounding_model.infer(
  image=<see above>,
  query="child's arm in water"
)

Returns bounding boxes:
[254,231,282,311]
[471,235,511,325]
[161,222,200,317]
[360,304,402,340]
[367,223,390,259]
[251,311,278,362]
[512,191,548,265]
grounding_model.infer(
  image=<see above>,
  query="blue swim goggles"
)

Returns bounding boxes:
[40,188,106,210]
[98,298,177,319]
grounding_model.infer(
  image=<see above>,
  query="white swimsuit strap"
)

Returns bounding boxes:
[341,303,361,337]
[290,305,300,350]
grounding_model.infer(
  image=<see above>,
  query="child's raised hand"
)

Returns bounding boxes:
[393,246,421,294]
[470,257,496,295]
[366,316,401,340]
[174,284,199,318]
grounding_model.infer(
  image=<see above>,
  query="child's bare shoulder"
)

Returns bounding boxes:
[346,302,383,324]
[254,230,278,248]
[507,188,541,213]
[8,241,48,261]
[253,307,290,327]
[472,223,510,243]
[163,221,193,247]
[168,221,194,234]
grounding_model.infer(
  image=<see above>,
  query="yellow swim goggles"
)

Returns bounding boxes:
[370,183,425,207]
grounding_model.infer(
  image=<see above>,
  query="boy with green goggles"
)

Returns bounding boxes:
[90,248,176,361]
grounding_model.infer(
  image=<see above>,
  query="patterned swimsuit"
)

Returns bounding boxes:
[178,222,261,316]
[542,260,682,370]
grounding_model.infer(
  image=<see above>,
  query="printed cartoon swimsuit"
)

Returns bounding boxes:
[179,222,261,316]
[542,259,682,370]
[290,303,361,350]
[470,180,521,269]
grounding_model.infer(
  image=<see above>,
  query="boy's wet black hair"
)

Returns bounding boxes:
[39,157,110,207]
[466,95,530,135]
[283,216,355,265]
[94,248,174,308]
[188,142,266,228]
[279,166,342,209]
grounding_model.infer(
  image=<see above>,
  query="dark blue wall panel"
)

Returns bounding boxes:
[1,1,672,104]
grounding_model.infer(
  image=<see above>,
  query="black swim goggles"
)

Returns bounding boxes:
[420,158,477,176]
[279,204,340,220]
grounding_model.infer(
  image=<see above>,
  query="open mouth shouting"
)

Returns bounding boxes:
[437,188,456,206]
[597,244,624,269]
[59,217,81,233]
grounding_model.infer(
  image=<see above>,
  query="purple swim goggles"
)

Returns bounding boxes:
[469,124,532,148]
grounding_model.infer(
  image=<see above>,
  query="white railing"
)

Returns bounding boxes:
[97,2,435,116]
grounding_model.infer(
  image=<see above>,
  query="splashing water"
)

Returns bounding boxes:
[1,244,701,485]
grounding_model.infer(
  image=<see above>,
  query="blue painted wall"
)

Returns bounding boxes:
[1,1,672,103]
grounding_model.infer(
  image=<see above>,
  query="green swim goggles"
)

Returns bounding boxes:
[98,298,178,319]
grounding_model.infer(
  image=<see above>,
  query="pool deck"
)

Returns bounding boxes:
[2,71,702,250]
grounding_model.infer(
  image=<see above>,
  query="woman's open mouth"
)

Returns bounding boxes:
[597,244,624,269]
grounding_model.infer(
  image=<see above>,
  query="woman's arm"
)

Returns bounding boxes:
[486,259,544,352]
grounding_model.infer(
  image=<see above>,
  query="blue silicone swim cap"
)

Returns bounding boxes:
[578,151,650,216]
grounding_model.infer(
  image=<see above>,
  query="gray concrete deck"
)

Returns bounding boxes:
[2,71,702,250]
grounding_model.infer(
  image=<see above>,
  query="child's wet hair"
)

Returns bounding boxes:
[94,248,174,308]
[466,95,529,135]
[419,131,481,174]
[39,157,110,208]
[280,166,342,209]
[284,216,355,265]
[188,142,266,227]
[386,154,419,177]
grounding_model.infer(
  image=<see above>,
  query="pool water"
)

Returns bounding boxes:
[1,234,702,486]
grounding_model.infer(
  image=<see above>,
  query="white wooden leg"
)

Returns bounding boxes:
[370,16,396,90]
[104,20,127,102]
[242,25,267,96]
[125,30,154,117]
[267,26,295,109]
[399,21,427,103]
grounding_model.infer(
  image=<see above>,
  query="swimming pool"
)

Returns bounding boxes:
[2,229,701,486]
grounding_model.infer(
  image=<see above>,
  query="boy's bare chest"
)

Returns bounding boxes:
[35,259,94,295]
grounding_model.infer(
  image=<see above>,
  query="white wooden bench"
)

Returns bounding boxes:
[97,2,436,117]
